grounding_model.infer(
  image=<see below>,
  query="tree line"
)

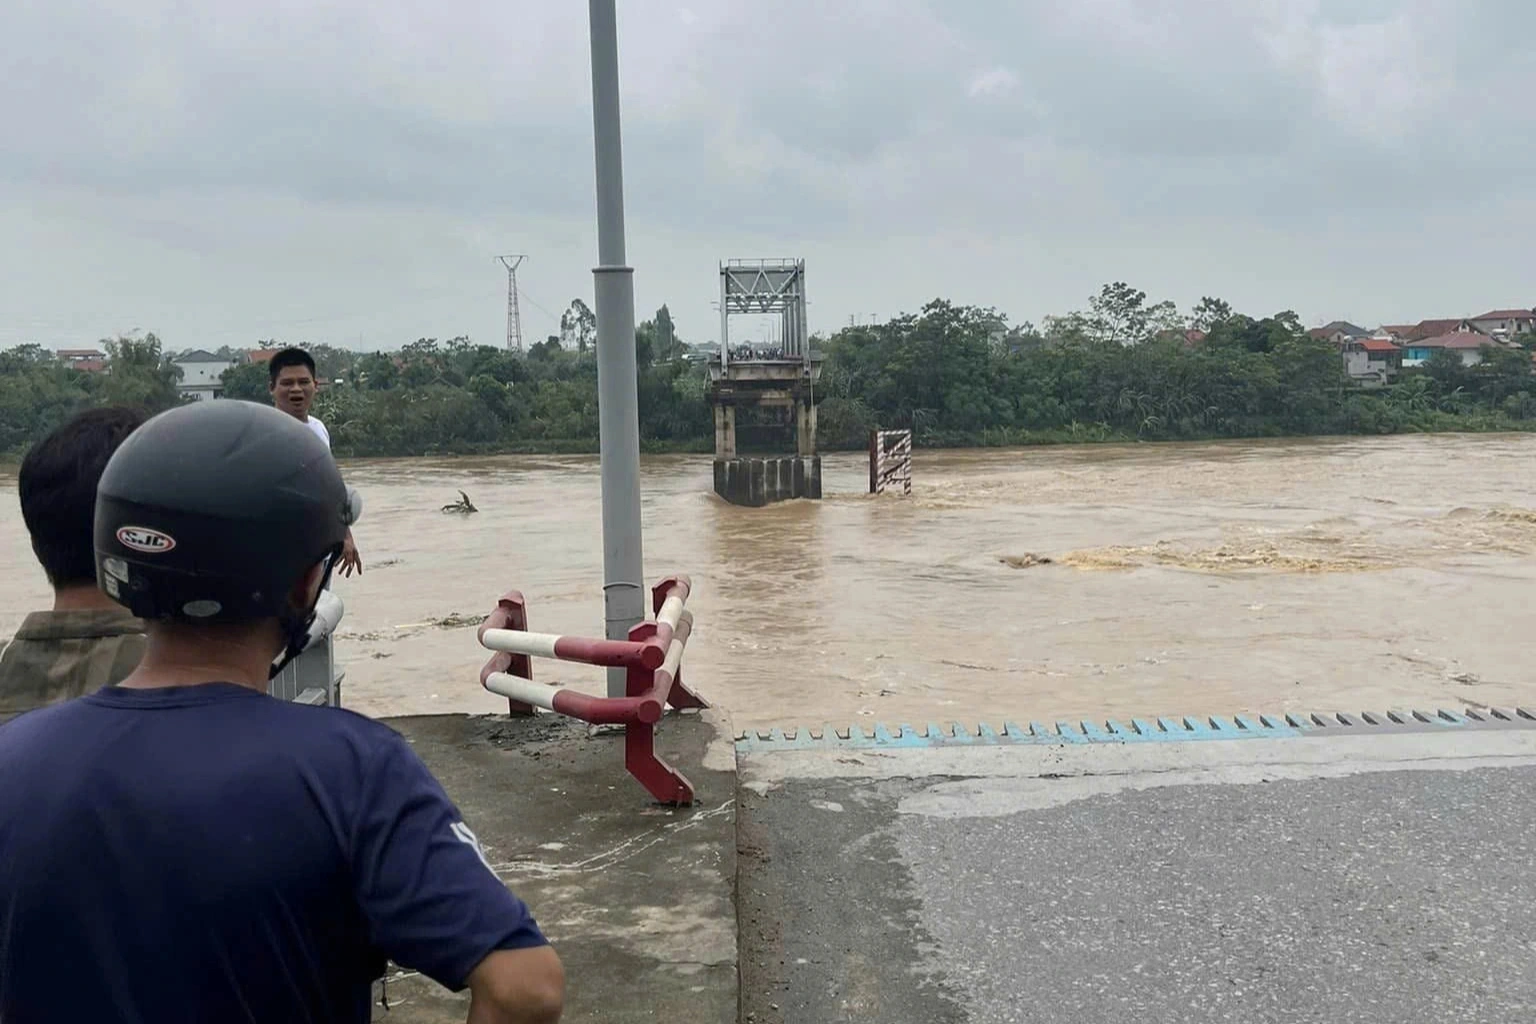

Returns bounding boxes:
[4,287,1534,459]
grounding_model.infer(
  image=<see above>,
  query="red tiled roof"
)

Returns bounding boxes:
[1470,309,1535,321]
[1407,319,1466,341]
[1378,324,1415,336]
[1353,339,1400,353]
[1414,332,1493,350]
[248,348,281,363]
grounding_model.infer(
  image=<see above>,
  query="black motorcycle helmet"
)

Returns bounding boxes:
[94,400,350,676]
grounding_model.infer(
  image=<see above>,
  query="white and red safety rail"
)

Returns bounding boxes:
[476,575,708,805]
[869,428,913,495]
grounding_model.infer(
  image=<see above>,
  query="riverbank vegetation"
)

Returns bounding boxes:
[4,286,1534,458]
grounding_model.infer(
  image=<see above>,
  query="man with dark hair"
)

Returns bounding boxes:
[0,400,563,1023]
[0,406,148,721]
[268,346,362,576]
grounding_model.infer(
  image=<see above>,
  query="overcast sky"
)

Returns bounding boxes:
[2,0,1532,353]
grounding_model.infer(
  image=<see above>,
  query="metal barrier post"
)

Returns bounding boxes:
[623,621,694,805]
[652,576,706,712]
[475,574,709,804]
[477,592,536,717]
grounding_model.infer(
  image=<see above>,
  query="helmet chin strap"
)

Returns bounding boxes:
[268,554,341,680]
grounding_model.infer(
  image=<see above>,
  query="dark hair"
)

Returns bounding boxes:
[19,406,148,589]
[268,347,317,386]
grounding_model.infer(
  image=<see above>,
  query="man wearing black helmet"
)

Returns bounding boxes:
[0,401,563,1023]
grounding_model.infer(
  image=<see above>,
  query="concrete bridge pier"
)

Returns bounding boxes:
[713,403,736,459]
[708,257,824,507]
[707,365,822,507]
[712,454,820,507]
[795,398,816,458]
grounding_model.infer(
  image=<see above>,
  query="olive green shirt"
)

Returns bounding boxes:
[0,608,147,723]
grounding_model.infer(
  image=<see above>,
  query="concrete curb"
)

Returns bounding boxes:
[736,706,1536,752]
[376,710,738,1024]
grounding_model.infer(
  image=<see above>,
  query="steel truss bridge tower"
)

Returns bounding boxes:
[709,258,823,506]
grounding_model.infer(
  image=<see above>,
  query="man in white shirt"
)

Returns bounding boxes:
[268,347,362,576]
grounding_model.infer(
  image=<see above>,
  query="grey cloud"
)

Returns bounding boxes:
[1,0,1534,350]
[918,1,1536,224]
[6,1,1534,213]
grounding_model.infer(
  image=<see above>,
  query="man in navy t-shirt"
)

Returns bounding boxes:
[0,401,563,1023]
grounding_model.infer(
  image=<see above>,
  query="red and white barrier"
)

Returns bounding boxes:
[478,628,664,670]
[476,575,708,805]
[485,612,693,725]
[869,428,913,495]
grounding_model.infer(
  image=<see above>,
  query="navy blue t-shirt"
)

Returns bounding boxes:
[0,683,546,1023]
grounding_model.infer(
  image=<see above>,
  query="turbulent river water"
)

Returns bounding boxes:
[3,435,1534,729]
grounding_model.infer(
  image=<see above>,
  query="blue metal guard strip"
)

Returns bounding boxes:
[735,707,1536,753]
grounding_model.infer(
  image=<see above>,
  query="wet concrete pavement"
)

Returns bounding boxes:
[737,729,1536,1024]
[373,710,738,1024]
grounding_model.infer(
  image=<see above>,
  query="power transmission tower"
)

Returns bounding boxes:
[497,255,528,351]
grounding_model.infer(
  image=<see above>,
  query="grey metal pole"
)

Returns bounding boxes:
[718,265,730,370]
[588,0,646,698]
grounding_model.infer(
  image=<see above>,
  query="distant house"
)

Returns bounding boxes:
[173,349,237,401]
[1308,321,1370,346]
[57,347,108,373]
[1465,308,1535,340]
[1375,324,1416,342]
[1402,331,1500,368]
[1341,338,1401,386]
[1403,318,1468,342]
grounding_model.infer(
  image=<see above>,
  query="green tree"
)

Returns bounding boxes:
[1471,345,1532,405]
[655,305,678,362]
[560,299,596,354]
[220,361,270,401]
[102,334,183,410]
[1422,349,1468,393]
[0,346,96,452]
[4,288,1534,459]
[634,318,657,368]
[1190,297,1233,332]
[1087,282,1154,345]
[306,343,358,384]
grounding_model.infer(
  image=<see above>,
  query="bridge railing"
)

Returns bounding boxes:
[476,575,709,805]
[269,591,346,706]
[269,487,364,708]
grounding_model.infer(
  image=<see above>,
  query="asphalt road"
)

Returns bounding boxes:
[738,736,1536,1024]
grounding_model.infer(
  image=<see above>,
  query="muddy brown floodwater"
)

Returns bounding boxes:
[3,434,1534,730]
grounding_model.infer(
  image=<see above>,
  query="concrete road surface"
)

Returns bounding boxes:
[737,728,1536,1024]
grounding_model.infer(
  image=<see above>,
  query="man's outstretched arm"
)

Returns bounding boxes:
[466,947,564,1024]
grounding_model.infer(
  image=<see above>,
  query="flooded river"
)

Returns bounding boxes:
[3,435,1534,729]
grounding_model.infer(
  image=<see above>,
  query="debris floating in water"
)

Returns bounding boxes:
[390,612,482,631]
[1061,540,1389,574]
[999,553,1054,569]
[441,490,478,514]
